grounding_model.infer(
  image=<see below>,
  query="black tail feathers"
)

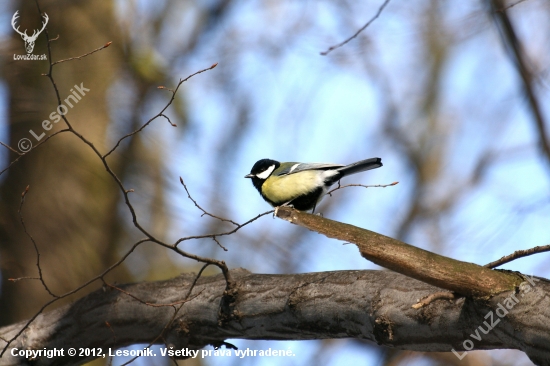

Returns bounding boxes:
[336,157,382,177]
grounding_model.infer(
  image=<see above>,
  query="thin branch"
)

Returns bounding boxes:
[212,237,228,251]
[320,0,390,56]
[180,177,239,226]
[0,129,70,177]
[159,113,177,127]
[17,186,58,298]
[103,63,218,159]
[495,0,529,12]
[327,181,398,196]
[484,244,550,269]
[490,0,550,170]
[51,41,112,66]
[173,210,274,246]
[0,141,20,155]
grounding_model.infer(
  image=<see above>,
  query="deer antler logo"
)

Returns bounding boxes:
[11,11,49,54]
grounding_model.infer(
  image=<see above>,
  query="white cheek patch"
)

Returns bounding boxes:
[256,164,275,179]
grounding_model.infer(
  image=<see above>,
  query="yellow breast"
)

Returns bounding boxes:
[262,170,325,204]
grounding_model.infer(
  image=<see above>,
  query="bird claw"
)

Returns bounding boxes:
[274,202,294,218]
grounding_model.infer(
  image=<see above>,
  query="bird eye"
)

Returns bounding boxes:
[256,165,275,179]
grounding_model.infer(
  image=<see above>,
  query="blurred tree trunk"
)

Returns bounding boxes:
[0,0,125,325]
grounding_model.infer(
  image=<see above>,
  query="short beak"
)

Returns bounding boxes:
[244,174,254,178]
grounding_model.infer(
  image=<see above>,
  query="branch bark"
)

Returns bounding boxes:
[0,269,549,365]
[275,207,523,297]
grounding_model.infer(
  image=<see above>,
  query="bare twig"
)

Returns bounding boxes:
[17,186,58,298]
[327,181,398,196]
[484,244,550,269]
[173,210,274,247]
[0,141,20,155]
[491,0,550,171]
[212,237,228,251]
[159,113,177,127]
[180,177,239,226]
[51,41,112,66]
[103,63,218,159]
[495,0,529,12]
[320,0,391,56]
[0,129,71,177]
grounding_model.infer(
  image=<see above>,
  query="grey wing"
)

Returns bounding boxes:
[275,162,344,176]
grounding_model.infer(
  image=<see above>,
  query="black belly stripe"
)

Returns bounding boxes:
[288,186,324,211]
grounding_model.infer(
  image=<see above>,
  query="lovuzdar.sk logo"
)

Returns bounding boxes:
[12,10,48,61]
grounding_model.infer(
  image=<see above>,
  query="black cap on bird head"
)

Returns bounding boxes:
[244,159,280,179]
[244,159,280,191]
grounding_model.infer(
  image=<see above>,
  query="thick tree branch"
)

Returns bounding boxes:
[274,207,522,297]
[0,269,548,365]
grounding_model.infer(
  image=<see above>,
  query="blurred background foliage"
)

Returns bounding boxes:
[0,0,549,365]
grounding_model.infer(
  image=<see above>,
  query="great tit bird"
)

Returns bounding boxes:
[245,157,382,212]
